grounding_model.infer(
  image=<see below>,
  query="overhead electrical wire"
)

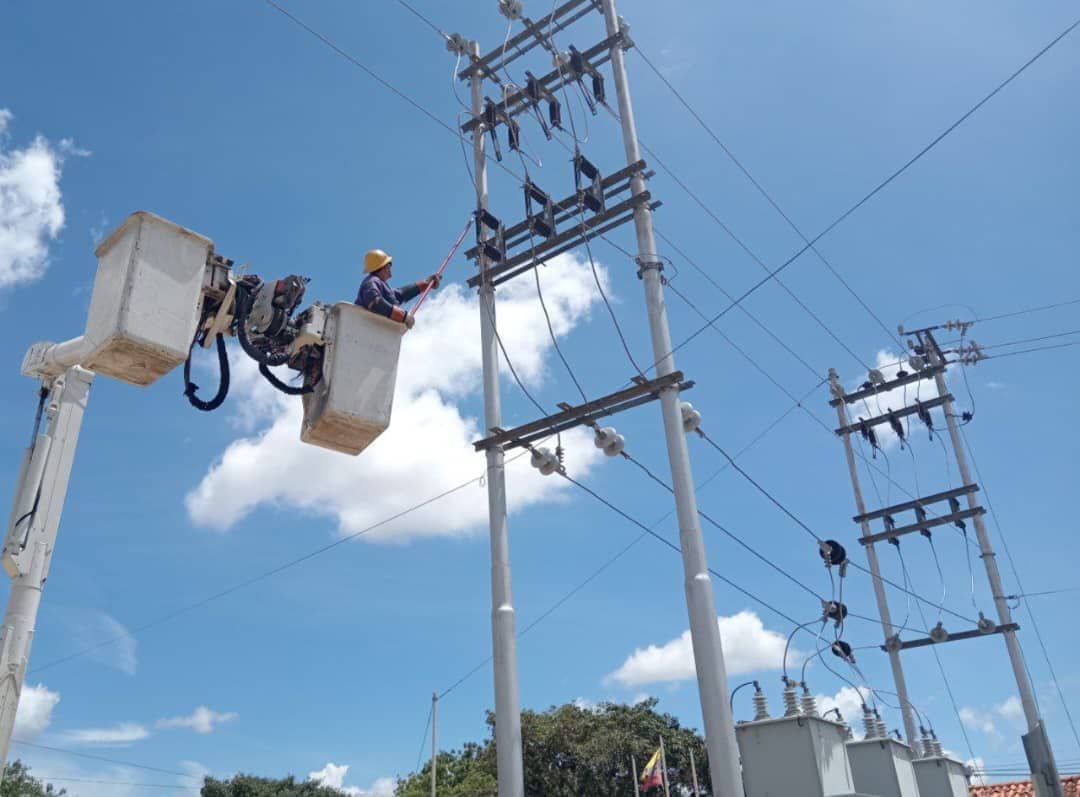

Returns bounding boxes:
[10,740,202,782]
[975,297,1080,324]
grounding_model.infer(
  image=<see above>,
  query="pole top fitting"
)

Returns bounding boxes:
[635,256,663,279]
[446,32,472,56]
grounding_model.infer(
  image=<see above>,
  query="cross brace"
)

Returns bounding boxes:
[859,506,985,545]
[884,623,1020,651]
[473,372,691,451]
[460,35,624,134]
[458,0,599,82]
[854,483,980,524]
[829,365,946,407]
[467,192,654,288]
[833,394,952,436]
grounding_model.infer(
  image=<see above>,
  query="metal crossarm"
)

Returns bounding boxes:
[465,160,646,260]
[884,623,1020,651]
[854,484,980,524]
[460,35,624,134]
[467,192,653,288]
[858,506,986,545]
[829,364,946,406]
[473,372,690,451]
[833,394,952,436]
[457,0,599,82]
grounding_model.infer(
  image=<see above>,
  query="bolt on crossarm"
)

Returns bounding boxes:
[598,2,743,792]
[918,329,1061,796]
[470,40,526,797]
[826,368,919,747]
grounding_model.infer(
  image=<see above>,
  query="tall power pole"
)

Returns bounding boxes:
[599,2,743,792]
[918,327,1061,796]
[470,39,526,797]
[827,368,919,747]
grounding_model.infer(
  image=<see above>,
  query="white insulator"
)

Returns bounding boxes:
[874,711,888,740]
[680,402,702,434]
[843,721,854,741]
[752,685,770,721]
[862,705,878,739]
[868,368,886,386]
[908,354,927,371]
[531,447,559,476]
[930,732,944,757]
[593,427,626,457]
[801,684,819,718]
[919,729,934,759]
[782,679,801,717]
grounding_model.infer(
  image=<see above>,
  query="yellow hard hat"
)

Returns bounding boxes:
[364,248,393,273]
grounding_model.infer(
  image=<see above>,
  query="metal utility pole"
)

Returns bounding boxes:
[599,2,743,793]
[470,39,526,797]
[827,368,919,747]
[0,367,93,767]
[920,329,1061,796]
[430,691,438,797]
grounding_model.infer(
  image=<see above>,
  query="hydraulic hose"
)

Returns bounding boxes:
[258,361,312,395]
[183,333,231,412]
[234,284,292,368]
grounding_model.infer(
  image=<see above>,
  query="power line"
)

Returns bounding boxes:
[650,13,1080,375]
[30,776,187,790]
[978,329,1080,351]
[633,44,904,353]
[981,340,1080,361]
[10,740,201,781]
[976,297,1080,324]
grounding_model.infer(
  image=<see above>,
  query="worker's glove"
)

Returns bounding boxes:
[426,273,442,289]
[404,312,416,330]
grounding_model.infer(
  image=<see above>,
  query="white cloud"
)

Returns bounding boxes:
[0,109,81,288]
[846,349,944,450]
[815,686,871,739]
[996,695,1023,724]
[14,683,60,738]
[958,695,1026,738]
[606,611,794,687]
[62,722,149,745]
[309,763,394,796]
[66,610,137,675]
[959,706,998,736]
[156,705,237,734]
[964,756,987,786]
[186,253,608,542]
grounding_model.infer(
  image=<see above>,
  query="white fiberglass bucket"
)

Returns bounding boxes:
[301,302,404,456]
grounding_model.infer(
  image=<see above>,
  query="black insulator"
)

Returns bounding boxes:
[896,368,909,378]
[916,399,934,439]
[825,601,848,626]
[888,537,900,547]
[548,98,562,129]
[857,418,879,453]
[887,409,905,444]
[961,411,973,423]
[831,640,854,662]
[575,153,600,180]
[591,73,605,104]
[476,209,502,232]
[525,71,542,102]
[820,539,847,566]
[568,45,586,76]
[507,120,520,151]
[861,381,873,391]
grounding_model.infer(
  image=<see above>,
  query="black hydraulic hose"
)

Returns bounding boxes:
[258,361,312,395]
[183,334,231,412]
[235,285,291,367]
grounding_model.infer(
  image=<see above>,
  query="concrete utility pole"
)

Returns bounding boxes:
[599,2,744,793]
[470,39,526,797]
[430,691,438,797]
[827,369,919,747]
[0,367,93,768]
[921,329,1061,796]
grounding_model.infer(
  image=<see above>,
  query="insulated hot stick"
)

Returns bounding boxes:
[413,217,473,314]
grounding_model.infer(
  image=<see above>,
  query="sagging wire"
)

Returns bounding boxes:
[529,233,588,402]
[783,617,827,681]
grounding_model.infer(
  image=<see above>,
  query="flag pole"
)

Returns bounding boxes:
[659,736,670,797]
[632,754,640,797]
[690,749,701,797]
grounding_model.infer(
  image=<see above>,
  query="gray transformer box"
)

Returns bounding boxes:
[736,715,871,797]
[847,737,921,797]
[913,757,969,797]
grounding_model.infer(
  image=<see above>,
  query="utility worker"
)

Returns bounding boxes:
[356,249,441,328]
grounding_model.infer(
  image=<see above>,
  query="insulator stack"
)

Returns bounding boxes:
[801,683,819,718]
[843,720,854,740]
[919,727,934,758]
[930,730,944,757]
[874,709,888,740]
[862,704,878,739]
[752,683,770,721]
[782,678,801,717]
[593,426,625,457]
[529,446,560,475]
[680,401,702,434]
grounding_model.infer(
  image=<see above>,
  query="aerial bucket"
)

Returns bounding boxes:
[301,303,404,456]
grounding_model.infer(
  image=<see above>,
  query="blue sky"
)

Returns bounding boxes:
[1,1,1078,794]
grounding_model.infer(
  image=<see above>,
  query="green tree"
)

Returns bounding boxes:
[0,761,66,796]
[200,773,349,796]
[395,699,709,796]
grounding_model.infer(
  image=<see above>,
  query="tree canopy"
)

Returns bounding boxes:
[1,761,65,797]
[201,773,349,796]
[395,698,709,796]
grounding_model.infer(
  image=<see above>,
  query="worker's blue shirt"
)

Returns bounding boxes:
[356,273,422,318]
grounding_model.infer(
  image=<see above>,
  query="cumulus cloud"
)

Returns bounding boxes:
[309,762,394,796]
[958,695,1026,738]
[186,253,608,542]
[815,686,871,739]
[62,722,149,746]
[0,108,82,288]
[14,683,60,738]
[156,705,237,734]
[845,349,947,449]
[606,611,795,687]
